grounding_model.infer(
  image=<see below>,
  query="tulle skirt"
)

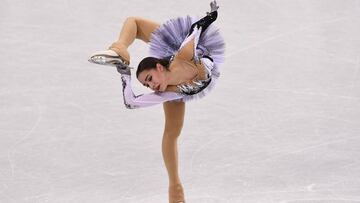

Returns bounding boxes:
[148,15,225,102]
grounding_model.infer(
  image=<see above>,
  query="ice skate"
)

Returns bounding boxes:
[88,49,129,67]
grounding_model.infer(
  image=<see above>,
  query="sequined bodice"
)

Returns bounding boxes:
[169,57,212,95]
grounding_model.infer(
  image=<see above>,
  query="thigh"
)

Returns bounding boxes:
[163,101,185,134]
[135,17,161,43]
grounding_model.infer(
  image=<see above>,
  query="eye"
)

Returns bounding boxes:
[149,76,152,82]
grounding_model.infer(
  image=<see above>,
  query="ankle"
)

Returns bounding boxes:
[169,184,185,203]
[109,43,130,64]
[169,183,184,194]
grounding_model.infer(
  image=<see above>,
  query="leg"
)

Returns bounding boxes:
[162,101,186,203]
[89,17,160,66]
[110,17,160,64]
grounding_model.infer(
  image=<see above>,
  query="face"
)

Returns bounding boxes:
[137,63,168,92]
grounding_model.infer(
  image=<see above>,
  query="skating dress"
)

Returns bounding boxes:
[120,11,225,109]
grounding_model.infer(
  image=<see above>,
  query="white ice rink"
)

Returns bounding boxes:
[1,0,360,202]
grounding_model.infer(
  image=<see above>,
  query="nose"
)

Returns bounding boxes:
[149,82,156,90]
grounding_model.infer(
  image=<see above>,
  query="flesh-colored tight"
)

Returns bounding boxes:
[109,17,159,64]
[110,17,185,201]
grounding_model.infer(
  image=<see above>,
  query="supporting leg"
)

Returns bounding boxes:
[162,101,186,203]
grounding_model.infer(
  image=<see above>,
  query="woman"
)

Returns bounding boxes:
[89,1,224,202]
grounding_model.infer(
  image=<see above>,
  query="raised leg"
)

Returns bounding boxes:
[90,17,160,66]
[109,17,160,64]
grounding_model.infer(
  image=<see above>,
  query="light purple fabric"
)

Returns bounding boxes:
[148,15,225,102]
[120,15,225,109]
[120,75,183,109]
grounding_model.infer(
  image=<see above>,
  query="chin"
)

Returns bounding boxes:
[160,84,167,92]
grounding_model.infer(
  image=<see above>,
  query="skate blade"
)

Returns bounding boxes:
[88,55,128,67]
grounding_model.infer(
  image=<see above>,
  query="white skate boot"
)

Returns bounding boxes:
[88,49,132,75]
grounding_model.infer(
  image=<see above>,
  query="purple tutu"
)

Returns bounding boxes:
[148,15,225,101]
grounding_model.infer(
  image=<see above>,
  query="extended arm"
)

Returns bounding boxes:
[120,74,183,109]
[175,0,219,61]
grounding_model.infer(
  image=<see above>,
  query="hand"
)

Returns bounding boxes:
[116,64,132,75]
[210,0,219,13]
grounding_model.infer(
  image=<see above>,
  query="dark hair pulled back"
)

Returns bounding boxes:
[136,57,170,78]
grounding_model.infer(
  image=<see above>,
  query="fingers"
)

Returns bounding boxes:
[210,0,219,12]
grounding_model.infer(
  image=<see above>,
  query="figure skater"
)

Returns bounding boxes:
[88,1,224,202]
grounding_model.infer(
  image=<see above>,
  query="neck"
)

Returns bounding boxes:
[166,68,184,85]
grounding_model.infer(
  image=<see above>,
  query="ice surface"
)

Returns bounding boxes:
[0,0,360,202]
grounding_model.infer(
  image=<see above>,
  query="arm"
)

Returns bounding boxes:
[175,1,219,61]
[120,75,183,109]
[175,15,217,61]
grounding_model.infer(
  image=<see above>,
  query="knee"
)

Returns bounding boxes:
[164,120,183,133]
[125,16,141,26]
[163,127,183,139]
[125,16,136,22]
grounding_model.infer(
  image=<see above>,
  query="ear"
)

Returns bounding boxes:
[156,63,164,72]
